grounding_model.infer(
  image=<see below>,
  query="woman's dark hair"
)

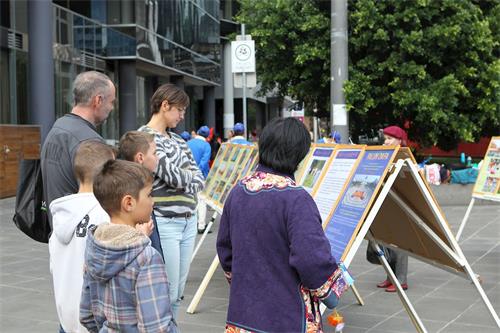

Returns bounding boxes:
[150,83,190,115]
[258,117,311,175]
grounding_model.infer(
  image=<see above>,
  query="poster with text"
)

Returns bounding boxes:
[312,148,363,223]
[324,148,397,261]
[473,136,500,202]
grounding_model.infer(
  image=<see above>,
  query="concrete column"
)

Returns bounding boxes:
[170,76,186,132]
[118,60,137,134]
[223,42,234,139]
[203,86,216,128]
[28,0,54,143]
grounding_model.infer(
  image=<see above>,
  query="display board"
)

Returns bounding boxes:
[472,136,500,202]
[324,146,398,262]
[294,145,316,183]
[311,146,365,222]
[298,145,336,193]
[369,157,466,274]
[201,143,258,210]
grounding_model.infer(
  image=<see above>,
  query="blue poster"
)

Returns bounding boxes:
[324,149,395,261]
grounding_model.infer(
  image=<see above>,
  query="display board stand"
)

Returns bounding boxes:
[456,136,500,241]
[339,158,499,331]
[367,233,427,333]
[455,197,475,241]
[191,208,221,262]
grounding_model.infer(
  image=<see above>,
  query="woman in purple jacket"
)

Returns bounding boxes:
[217,117,339,333]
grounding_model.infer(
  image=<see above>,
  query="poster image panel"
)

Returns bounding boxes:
[241,148,258,177]
[203,144,229,196]
[472,136,500,201]
[299,147,335,193]
[312,147,364,223]
[223,145,235,162]
[213,181,227,201]
[295,145,316,182]
[324,147,397,261]
[216,146,252,206]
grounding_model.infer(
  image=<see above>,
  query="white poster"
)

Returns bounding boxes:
[313,149,362,221]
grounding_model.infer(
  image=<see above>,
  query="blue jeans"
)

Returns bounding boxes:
[156,214,197,318]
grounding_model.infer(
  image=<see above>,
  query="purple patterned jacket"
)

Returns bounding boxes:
[217,165,338,333]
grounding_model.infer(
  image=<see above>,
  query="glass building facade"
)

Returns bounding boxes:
[1,0,221,141]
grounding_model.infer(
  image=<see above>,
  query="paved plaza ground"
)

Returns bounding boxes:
[1,186,499,332]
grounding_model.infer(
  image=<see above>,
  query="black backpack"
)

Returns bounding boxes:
[12,159,51,243]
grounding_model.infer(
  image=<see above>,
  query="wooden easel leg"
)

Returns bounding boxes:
[350,284,365,306]
[370,238,428,333]
[191,211,218,263]
[456,198,475,241]
[186,255,220,314]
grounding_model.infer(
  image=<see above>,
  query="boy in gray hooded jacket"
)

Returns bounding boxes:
[80,160,178,333]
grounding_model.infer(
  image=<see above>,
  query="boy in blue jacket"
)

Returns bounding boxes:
[80,160,178,333]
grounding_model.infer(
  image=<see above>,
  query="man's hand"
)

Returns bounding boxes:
[136,218,154,237]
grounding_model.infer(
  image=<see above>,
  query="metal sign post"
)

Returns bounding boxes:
[231,24,256,140]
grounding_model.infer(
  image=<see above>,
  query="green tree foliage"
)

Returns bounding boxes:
[236,0,331,117]
[237,0,499,150]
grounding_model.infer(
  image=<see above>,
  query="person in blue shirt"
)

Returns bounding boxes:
[180,131,191,142]
[187,126,211,178]
[229,123,252,145]
[187,126,212,234]
[318,130,341,144]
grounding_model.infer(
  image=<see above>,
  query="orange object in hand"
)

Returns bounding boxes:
[327,309,344,327]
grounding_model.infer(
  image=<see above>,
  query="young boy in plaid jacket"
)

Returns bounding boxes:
[80,160,178,332]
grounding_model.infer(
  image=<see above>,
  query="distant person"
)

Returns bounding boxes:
[227,129,235,141]
[139,83,204,318]
[318,130,341,144]
[250,129,258,143]
[217,117,340,332]
[229,123,252,145]
[80,160,178,332]
[49,141,114,333]
[208,127,221,168]
[118,131,163,260]
[180,131,191,142]
[374,125,409,292]
[187,126,212,233]
[187,125,212,178]
[41,71,116,215]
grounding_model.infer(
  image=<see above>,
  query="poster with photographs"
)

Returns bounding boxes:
[473,136,500,201]
[298,146,336,193]
[203,143,229,197]
[201,144,258,210]
[240,147,259,178]
[215,145,248,207]
[295,145,316,182]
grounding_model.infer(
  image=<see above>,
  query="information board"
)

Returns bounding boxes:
[312,146,364,223]
[324,147,397,261]
[298,146,336,193]
[472,136,500,202]
[201,144,258,210]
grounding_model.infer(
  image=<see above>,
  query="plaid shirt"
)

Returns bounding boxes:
[80,224,178,333]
